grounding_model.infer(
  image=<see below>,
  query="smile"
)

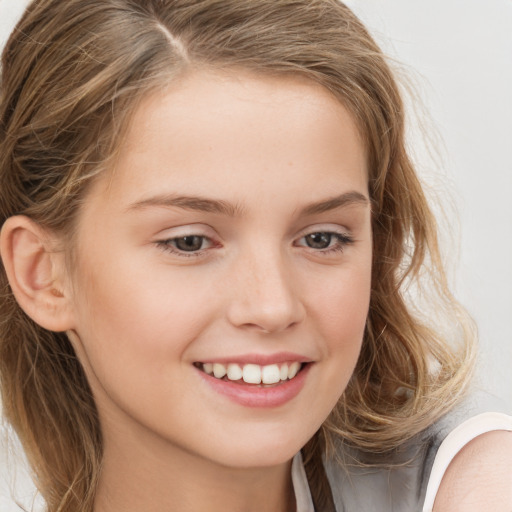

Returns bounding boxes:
[197,362,303,386]
[194,353,312,407]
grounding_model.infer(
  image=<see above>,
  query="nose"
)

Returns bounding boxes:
[226,247,305,334]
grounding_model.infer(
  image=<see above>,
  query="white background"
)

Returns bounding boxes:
[1,0,512,509]
[344,0,512,409]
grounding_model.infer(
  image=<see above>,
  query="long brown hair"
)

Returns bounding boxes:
[0,1,475,510]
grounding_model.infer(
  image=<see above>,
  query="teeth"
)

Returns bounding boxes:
[243,364,261,384]
[280,363,289,381]
[213,363,227,379]
[288,362,301,379]
[201,361,303,384]
[261,364,280,384]
[227,363,243,381]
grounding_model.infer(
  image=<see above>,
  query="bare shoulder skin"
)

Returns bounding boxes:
[434,430,512,511]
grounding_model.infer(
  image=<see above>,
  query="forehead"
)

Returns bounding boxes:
[127,70,360,137]
[96,69,368,210]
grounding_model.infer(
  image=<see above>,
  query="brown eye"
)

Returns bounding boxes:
[296,231,354,254]
[304,232,333,249]
[156,233,216,257]
[173,236,206,252]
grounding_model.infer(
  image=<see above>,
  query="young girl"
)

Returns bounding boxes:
[0,1,511,511]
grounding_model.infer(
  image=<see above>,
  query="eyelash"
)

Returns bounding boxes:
[155,231,354,258]
[156,235,215,258]
[295,232,355,254]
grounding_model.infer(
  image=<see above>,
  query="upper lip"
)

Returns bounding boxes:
[196,352,312,366]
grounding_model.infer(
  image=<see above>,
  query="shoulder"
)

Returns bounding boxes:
[421,410,512,512]
[433,429,512,511]
[321,401,512,512]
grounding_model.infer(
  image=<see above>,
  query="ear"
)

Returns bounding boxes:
[0,215,75,332]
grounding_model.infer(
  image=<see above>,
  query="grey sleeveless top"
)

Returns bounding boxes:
[292,391,512,512]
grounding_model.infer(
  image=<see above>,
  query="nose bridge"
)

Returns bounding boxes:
[227,241,304,333]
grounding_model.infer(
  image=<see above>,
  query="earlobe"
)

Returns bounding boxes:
[0,216,75,332]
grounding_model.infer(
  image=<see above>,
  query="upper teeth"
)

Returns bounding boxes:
[202,362,302,385]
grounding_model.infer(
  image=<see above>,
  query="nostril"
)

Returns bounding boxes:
[239,320,299,335]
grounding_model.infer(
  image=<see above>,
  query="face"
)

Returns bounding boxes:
[67,70,372,469]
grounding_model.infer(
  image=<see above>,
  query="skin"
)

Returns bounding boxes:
[63,71,373,512]
[1,70,510,512]
[433,430,512,511]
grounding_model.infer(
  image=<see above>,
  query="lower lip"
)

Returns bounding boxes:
[197,364,311,408]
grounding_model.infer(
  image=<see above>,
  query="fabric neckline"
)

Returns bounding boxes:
[291,451,315,512]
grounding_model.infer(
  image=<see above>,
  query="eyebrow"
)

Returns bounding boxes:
[127,194,244,216]
[300,191,369,215]
[126,191,369,216]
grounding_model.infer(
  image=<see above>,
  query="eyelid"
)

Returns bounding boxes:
[294,232,353,246]
[153,224,220,258]
[295,223,352,239]
[154,223,216,238]
[152,223,355,259]
[293,224,355,253]
[155,235,219,259]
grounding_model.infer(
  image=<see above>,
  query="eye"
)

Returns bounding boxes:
[304,232,334,249]
[156,235,213,256]
[296,231,354,253]
[172,235,207,252]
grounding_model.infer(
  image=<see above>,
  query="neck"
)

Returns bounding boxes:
[93,419,296,512]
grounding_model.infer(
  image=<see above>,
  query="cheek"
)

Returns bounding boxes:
[75,244,212,333]
[69,255,219,391]
[292,262,371,432]
[69,267,222,436]
[303,259,371,408]
[308,262,371,347]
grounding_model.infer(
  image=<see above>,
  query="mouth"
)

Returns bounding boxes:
[193,361,305,387]
[194,357,312,408]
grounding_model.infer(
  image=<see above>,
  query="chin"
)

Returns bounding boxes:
[200,427,313,469]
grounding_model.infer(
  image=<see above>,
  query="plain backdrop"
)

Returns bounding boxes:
[344,0,512,409]
[1,0,511,509]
